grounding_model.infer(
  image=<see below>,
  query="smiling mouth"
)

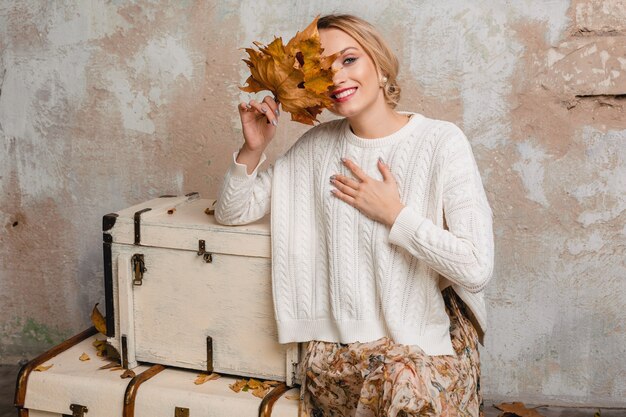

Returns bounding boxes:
[331,88,357,101]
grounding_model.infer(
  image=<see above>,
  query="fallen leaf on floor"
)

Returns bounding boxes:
[248,378,263,389]
[494,402,545,417]
[108,366,124,372]
[263,380,281,387]
[252,386,270,398]
[79,353,90,361]
[91,303,107,335]
[229,379,247,393]
[92,339,107,357]
[194,372,221,385]
[120,369,135,379]
[285,393,300,400]
[594,411,601,417]
[99,362,121,370]
[34,364,53,372]
[92,339,106,349]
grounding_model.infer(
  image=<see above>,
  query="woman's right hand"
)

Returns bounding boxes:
[238,95,280,153]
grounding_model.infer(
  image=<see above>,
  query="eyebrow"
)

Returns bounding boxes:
[339,47,359,54]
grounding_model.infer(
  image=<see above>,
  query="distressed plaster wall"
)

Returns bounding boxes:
[1,0,624,407]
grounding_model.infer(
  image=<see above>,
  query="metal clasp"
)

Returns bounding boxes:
[65,403,88,417]
[174,407,189,417]
[132,254,146,285]
[197,240,212,263]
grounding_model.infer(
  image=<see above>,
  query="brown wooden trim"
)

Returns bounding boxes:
[122,364,166,417]
[258,382,290,417]
[14,326,98,410]
[17,408,29,417]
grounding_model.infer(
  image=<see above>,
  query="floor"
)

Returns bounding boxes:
[1,364,624,416]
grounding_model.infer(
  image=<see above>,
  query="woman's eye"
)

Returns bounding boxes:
[343,57,357,65]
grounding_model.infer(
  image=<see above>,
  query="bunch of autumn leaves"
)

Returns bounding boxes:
[240,16,339,125]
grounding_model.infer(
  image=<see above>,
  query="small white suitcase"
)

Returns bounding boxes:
[103,194,301,386]
[15,328,300,417]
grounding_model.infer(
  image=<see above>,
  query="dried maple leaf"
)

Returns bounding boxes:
[92,339,107,357]
[494,402,545,417]
[120,369,136,379]
[285,393,300,401]
[240,16,339,125]
[229,379,247,393]
[34,364,53,372]
[91,303,107,335]
[194,372,221,385]
[79,353,90,361]
[251,386,270,398]
[247,378,263,389]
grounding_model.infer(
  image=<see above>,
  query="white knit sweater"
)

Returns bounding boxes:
[215,112,494,355]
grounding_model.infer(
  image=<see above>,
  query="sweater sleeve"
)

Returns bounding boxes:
[388,129,494,293]
[213,150,273,225]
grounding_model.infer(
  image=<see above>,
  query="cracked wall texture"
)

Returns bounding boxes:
[1,0,624,407]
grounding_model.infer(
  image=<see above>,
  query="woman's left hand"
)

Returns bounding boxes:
[330,157,405,227]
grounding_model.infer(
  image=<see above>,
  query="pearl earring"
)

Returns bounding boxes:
[380,76,388,87]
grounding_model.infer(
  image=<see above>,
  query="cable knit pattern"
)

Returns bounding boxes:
[214,112,494,356]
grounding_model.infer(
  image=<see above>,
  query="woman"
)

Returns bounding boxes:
[215,14,493,417]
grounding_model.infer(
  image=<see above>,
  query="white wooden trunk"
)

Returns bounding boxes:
[21,334,151,416]
[104,194,301,385]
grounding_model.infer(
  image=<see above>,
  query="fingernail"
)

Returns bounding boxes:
[274,109,279,116]
[246,103,252,109]
[378,157,385,164]
[271,119,277,126]
[330,175,336,180]
[340,157,346,163]
[261,107,267,113]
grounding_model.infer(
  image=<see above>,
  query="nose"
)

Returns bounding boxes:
[331,64,346,86]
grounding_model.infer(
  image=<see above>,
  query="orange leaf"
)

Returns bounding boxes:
[494,402,545,417]
[79,352,90,361]
[91,303,107,335]
[229,378,247,393]
[239,15,339,125]
[34,364,53,372]
[194,372,221,385]
[251,386,270,398]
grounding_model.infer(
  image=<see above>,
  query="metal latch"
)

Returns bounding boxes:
[174,407,189,417]
[132,254,146,285]
[63,403,88,417]
[197,240,213,263]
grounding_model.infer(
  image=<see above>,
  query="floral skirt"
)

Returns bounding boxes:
[296,287,483,417]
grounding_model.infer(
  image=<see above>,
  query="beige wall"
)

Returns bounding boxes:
[1,0,624,407]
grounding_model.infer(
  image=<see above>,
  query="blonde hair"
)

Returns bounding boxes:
[318,14,401,108]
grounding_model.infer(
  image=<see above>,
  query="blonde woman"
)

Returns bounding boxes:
[215,14,494,417]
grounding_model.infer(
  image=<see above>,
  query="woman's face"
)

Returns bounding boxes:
[319,28,384,119]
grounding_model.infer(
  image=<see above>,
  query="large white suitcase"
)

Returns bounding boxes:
[14,327,153,417]
[103,194,302,386]
[15,328,300,417]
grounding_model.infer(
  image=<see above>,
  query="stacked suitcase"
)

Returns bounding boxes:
[16,194,303,416]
